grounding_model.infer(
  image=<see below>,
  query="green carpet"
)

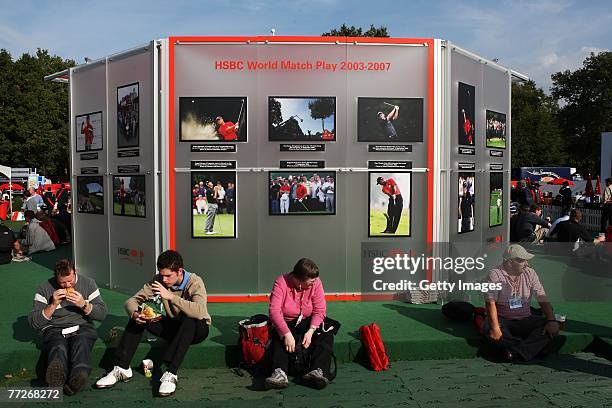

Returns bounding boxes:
[2,353,612,407]
[3,247,612,378]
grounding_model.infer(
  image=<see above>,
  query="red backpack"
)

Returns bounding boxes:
[359,322,389,371]
[238,314,270,366]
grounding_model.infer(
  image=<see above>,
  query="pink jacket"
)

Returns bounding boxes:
[269,273,327,337]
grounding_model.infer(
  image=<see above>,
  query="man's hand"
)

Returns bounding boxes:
[152,281,174,301]
[131,310,147,325]
[544,321,560,337]
[51,289,66,306]
[284,332,296,353]
[65,290,86,308]
[488,326,503,342]
[302,328,315,349]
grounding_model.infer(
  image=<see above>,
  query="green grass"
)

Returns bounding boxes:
[486,138,506,149]
[489,190,503,227]
[113,202,145,217]
[369,209,410,236]
[2,220,25,232]
[193,213,235,237]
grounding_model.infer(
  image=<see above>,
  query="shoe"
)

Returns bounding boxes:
[63,371,88,396]
[94,366,132,389]
[205,231,218,235]
[158,371,178,397]
[46,358,65,388]
[265,368,289,389]
[12,254,31,262]
[302,368,329,390]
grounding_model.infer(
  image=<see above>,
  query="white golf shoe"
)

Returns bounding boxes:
[158,371,178,396]
[95,366,132,389]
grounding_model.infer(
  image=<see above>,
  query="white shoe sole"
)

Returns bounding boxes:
[158,389,175,397]
[94,377,132,389]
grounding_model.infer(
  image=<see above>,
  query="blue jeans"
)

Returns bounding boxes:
[42,324,98,379]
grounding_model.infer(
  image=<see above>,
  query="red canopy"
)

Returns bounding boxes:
[584,174,594,197]
[595,176,602,195]
[548,178,575,186]
[0,183,24,190]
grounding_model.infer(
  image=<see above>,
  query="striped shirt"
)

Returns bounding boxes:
[28,274,107,333]
[484,265,546,320]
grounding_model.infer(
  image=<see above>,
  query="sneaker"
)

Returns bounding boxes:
[265,368,289,389]
[64,371,88,396]
[94,366,132,389]
[46,358,65,388]
[302,368,329,390]
[205,231,218,235]
[12,254,31,262]
[158,371,178,397]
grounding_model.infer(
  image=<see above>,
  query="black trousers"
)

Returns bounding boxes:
[270,321,334,378]
[386,195,403,233]
[601,203,612,233]
[483,315,552,361]
[115,315,209,374]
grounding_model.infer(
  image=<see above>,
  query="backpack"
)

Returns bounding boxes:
[359,322,389,371]
[238,314,270,366]
[441,300,475,322]
[0,224,15,265]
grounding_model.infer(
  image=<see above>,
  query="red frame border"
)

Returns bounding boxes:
[168,36,435,302]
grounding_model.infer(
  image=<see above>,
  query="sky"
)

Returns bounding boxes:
[0,0,610,92]
[277,98,335,134]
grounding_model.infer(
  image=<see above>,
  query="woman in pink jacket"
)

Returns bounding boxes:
[265,258,335,390]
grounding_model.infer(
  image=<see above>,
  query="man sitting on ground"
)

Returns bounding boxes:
[28,259,107,395]
[95,250,211,397]
[511,205,550,243]
[552,209,605,256]
[13,210,55,256]
[484,244,559,362]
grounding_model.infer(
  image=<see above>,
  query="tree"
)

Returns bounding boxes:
[308,98,335,132]
[269,98,283,126]
[0,49,74,181]
[511,80,566,168]
[322,24,389,37]
[551,51,612,175]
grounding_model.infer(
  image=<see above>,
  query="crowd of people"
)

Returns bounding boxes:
[0,185,72,264]
[269,173,335,214]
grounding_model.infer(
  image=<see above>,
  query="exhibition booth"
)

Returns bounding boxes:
[47,36,522,298]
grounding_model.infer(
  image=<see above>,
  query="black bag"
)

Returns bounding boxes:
[288,316,340,380]
[0,224,15,265]
[441,300,475,322]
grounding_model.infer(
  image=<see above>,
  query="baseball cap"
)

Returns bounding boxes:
[215,116,223,121]
[503,244,534,261]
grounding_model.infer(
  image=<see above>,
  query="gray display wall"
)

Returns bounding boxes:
[171,41,431,294]
[71,44,158,291]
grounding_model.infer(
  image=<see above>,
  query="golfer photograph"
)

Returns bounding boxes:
[358,97,423,142]
[369,172,411,237]
[179,97,246,142]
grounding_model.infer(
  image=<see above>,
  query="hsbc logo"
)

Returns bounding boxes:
[118,247,144,266]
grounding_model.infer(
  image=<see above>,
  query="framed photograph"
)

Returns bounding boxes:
[458,172,475,233]
[458,82,475,146]
[112,175,146,218]
[269,97,336,141]
[75,111,103,152]
[117,83,139,148]
[180,97,246,142]
[358,98,423,142]
[191,171,236,238]
[76,176,104,214]
[269,171,336,215]
[486,110,506,149]
[489,172,503,227]
[369,172,411,237]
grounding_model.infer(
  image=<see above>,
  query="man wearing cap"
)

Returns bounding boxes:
[215,116,238,141]
[483,244,559,362]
